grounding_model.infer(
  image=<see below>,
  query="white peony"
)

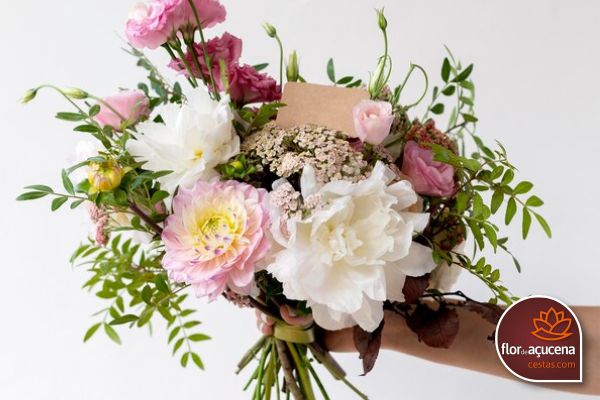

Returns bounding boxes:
[267,162,437,332]
[127,87,239,194]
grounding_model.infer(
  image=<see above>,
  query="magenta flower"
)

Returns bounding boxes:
[94,90,150,131]
[228,64,281,105]
[162,179,270,300]
[168,32,243,81]
[401,140,455,197]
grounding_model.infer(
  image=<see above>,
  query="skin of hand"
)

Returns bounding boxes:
[322,306,600,396]
[256,305,314,335]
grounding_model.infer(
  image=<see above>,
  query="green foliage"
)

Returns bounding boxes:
[72,236,208,372]
[326,58,363,88]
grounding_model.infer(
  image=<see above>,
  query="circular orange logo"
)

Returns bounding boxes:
[495,295,582,382]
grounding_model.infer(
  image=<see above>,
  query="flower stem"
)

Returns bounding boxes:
[165,42,198,88]
[275,35,284,87]
[286,343,315,400]
[129,203,163,235]
[186,0,221,100]
[275,340,304,400]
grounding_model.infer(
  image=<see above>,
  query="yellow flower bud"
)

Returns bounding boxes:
[87,160,126,194]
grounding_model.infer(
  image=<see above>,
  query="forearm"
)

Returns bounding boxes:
[324,307,600,396]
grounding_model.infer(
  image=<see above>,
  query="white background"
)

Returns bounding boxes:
[1,1,599,399]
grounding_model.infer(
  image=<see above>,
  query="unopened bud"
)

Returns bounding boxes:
[376,8,388,31]
[88,159,126,193]
[262,22,277,38]
[369,57,387,98]
[62,87,89,100]
[286,51,299,82]
[21,88,38,104]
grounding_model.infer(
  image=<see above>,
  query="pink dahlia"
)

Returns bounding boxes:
[162,179,270,300]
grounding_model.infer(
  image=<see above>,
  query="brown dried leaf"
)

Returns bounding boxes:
[353,320,385,375]
[402,274,430,304]
[407,304,459,348]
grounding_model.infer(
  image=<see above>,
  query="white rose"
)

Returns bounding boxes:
[127,87,239,194]
[267,162,436,332]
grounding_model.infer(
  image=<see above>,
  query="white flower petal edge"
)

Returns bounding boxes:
[126,87,239,194]
[268,161,437,332]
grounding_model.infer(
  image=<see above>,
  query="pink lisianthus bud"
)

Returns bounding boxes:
[351,99,394,145]
[401,140,455,197]
[94,90,150,131]
[168,32,242,81]
[228,64,281,105]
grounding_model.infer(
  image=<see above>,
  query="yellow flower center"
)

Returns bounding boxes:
[190,201,247,260]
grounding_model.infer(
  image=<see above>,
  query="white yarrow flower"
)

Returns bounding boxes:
[127,87,239,194]
[268,162,437,332]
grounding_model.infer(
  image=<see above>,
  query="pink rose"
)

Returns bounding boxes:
[401,140,455,197]
[176,0,226,30]
[125,1,182,49]
[351,100,394,145]
[228,64,281,105]
[168,32,242,82]
[94,90,150,131]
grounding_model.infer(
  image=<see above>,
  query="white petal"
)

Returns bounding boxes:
[352,296,385,332]
[393,242,436,276]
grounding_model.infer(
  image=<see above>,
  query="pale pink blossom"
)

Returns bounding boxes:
[175,0,226,30]
[401,140,455,197]
[351,100,394,145]
[125,0,225,49]
[162,179,270,300]
[94,90,150,131]
[125,1,182,49]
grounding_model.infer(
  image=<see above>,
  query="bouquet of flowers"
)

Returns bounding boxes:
[18,1,551,399]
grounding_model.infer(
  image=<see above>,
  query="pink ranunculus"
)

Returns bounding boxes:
[94,90,150,131]
[351,99,394,145]
[162,179,271,300]
[175,0,226,30]
[401,140,455,197]
[228,64,281,105]
[125,1,182,49]
[168,32,242,82]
